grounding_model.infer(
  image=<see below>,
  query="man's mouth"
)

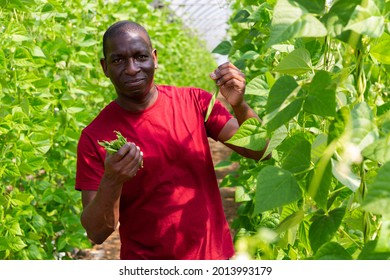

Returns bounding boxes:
[124,78,144,86]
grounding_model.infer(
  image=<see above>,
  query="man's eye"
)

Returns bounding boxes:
[136,55,148,60]
[112,58,123,63]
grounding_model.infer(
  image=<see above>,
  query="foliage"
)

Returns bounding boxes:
[0,0,217,259]
[214,0,390,260]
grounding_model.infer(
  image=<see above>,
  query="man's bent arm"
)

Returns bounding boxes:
[80,142,143,244]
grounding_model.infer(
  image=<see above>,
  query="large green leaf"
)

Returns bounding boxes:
[344,0,385,38]
[313,242,353,260]
[303,70,336,117]
[264,75,305,132]
[267,0,327,47]
[273,48,313,75]
[225,118,268,151]
[362,162,390,216]
[358,240,390,260]
[370,32,390,64]
[281,137,311,173]
[309,207,346,252]
[254,166,302,214]
[362,135,390,164]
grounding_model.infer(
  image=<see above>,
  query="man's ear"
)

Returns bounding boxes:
[153,49,158,69]
[100,58,109,77]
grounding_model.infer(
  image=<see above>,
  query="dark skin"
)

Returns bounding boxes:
[81,28,269,244]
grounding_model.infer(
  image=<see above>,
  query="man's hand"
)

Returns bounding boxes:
[103,142,143,184]
[210,62,246,107]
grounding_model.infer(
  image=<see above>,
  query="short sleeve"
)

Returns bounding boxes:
[75,131,105,191]
[195,89,233,141]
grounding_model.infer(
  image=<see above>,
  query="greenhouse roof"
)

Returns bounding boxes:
[163,0,233,63]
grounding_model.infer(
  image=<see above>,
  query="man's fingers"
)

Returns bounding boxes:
[215,72,245,87]
[211,63,245,85]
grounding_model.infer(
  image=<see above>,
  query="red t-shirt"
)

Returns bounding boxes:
[75,85,234,259]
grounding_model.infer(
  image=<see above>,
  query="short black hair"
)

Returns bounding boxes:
[102,21,152,58]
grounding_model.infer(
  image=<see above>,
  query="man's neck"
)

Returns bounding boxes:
[116,85,158,112]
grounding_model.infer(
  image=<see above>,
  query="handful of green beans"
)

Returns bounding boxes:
[98,131,128,154]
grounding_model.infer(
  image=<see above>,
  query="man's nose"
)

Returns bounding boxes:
[124,58,140,75]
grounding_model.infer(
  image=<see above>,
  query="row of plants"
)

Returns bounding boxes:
[0,0,216,259]
[214,0,390,259]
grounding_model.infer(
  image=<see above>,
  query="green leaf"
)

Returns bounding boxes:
[30,132,52,154]
[7,221,23,236]
[240,50,259,60]
[309,208,346,252]
[362,135,390,164]
[79,39,99,47]
[235,186,252,203]
[19,156,46,174]
[344,0,385,38]
[275,209,305,234]
[31,46,46,58]
[351,102,377,149]
[28,244,44,260]
[245,75,269,106]
[232,9,250,22]
[273,48,312,75]
[322,0,364,48]
[8,236,27,252]
[377,102,390,117]
[362,162,390,216]
[225,118,268,151]
[264,75,305,132]
[260,125,288,160]
[212,41,232,55]
[254,166,302,214]
[303,70,336,117]
[370,32,390,64]
[375,219,390,253]
[313,242,353,260]
[205,86,219,122]
[311,134,327,164]
[294,0,326,14]
[328,107,350,144]
[358,240,390,260]
[11,34,31,42]
[311,161,332,210]
[267,0,327,47]
[281,137,311,173]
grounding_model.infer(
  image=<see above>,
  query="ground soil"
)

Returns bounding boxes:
[75,138,239,260]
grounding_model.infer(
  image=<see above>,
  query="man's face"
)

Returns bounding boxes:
[101,30,157,100]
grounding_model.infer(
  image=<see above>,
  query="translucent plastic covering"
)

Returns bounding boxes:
[153,0,232,63]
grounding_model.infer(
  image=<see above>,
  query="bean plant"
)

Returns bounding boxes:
[214,0,390,259]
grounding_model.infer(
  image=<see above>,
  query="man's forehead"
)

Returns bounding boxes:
[108,30,151,47]
[106,34,151,58]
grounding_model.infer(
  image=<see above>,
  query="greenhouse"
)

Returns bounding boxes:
[1,0,390,268]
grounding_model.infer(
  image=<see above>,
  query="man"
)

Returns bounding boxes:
[76,20,268,260]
